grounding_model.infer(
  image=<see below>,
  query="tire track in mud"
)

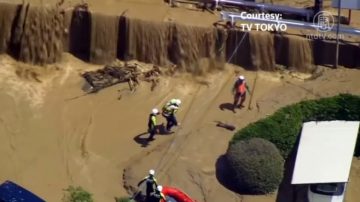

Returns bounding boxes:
[60,101,74,183]
[122,80,205,195]
[122,80,194,167]
[187,169,208,202]
[0,113,22,180]
[0,118,17,152]
[65,128,76,183]
[0,95,21,155]
[61,115,94,183]
[129,73,232,189]
[154,86,175,107]
[154,84,202,175]
[80,116,93,160]
[123,70,235,198]
[144,71,236,202]
[152,70,235,180]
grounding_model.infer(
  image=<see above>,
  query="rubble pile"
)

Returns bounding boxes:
[82,60,162,93]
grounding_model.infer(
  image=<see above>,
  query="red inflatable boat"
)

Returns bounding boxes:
[161,186,196,202]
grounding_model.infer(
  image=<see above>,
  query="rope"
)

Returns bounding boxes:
[227,31,248,64]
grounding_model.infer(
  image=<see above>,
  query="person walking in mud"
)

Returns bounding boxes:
[162,99,181,133]
[137,169,158,201]
[148,108,160,141]
[232,75,251,112]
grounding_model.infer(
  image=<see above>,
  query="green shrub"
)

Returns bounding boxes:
[226,138,284,194]
[62,186,94,202]
[230,94,360,158]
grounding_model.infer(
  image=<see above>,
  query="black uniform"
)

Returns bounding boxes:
[149,189,166,202]
[138,175,158,202]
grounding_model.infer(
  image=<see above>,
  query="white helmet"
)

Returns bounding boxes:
[175,99,181,106]
[149,169,155,175]
[238,75,245,80]
[152,108,159,114]
[170,99,177,104]
[157,185,163,192]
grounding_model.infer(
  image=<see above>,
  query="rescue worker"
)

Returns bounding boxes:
[148,108,160,141]
[149,185,166,202]
[232,75,251,111]
[137,169,158,202]
[162,99,181,132]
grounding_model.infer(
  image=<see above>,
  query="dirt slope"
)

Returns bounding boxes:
[0,0,359,201]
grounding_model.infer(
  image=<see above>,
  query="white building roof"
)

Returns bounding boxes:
[292,121,360,184]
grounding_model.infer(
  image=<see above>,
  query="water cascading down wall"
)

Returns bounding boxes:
[0,2,360,72]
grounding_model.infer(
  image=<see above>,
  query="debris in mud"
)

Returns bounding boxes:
[215,121,236,131]
[306,66,325,81]
[81,60,162,93]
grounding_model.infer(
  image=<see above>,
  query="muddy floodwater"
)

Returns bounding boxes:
[0,0,360,201]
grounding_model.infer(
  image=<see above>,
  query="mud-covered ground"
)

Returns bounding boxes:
[123,63,360,202]
[0,53,359,201]
[0,0,360,202]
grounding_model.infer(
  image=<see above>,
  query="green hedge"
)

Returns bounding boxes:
[230,94,360,158]
[227,138,284,194]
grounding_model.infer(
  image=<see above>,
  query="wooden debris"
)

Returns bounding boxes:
[81,62,161,93]
[143,65,162,91]
[216,121,236,131]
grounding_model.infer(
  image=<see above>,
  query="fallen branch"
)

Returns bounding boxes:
[215,121,236,131]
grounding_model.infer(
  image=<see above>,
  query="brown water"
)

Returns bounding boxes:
[0,1,360,202]
[1,1,359,70]
[90,13,119,64]
[19,5,64,64]
[0,3,17,53]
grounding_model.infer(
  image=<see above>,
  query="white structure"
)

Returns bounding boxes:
[292,121,360,202]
